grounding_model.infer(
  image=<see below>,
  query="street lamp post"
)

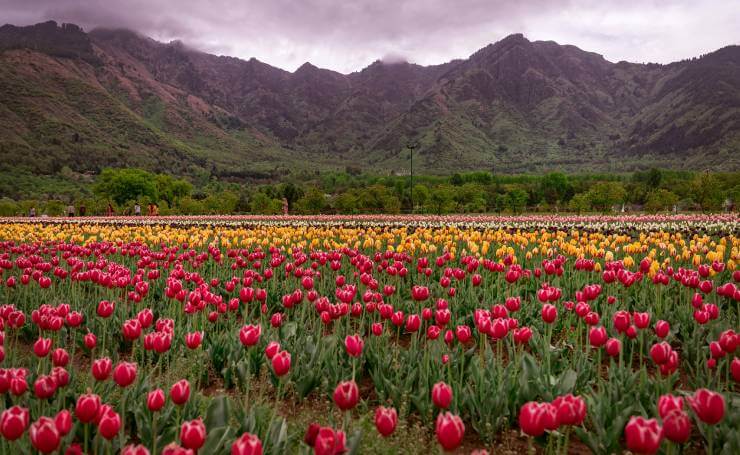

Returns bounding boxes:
[407,140,417,213]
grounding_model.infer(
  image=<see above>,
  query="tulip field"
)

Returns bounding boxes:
[0,214,738,454]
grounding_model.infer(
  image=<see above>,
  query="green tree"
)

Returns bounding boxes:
[540,172,573,205]
[505,189,529,213]
[412,184,430,213]
[429,185,456,214]
[691,172,724,211]
[645,189,679,213]
[155,174,192,206]
[585,182,627,212]
[334,191,360,214]
[295,187,327,214]
[568,193,591,213]
[94,168,158,206]
[250,192,280,214]
[281,183,303,211]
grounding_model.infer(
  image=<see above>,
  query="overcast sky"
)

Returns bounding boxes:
[1,0,738,73]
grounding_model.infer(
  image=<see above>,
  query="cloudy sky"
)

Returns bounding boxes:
[1,0,738,73]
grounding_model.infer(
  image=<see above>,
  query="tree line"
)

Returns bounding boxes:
[0,167,738,216]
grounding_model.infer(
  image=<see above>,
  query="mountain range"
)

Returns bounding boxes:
[0,20,738,181]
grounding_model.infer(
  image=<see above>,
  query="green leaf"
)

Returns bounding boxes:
[205,395,232,429]
[201,426,235,455]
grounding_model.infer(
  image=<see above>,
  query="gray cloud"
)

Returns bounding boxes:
[0,0,737,72]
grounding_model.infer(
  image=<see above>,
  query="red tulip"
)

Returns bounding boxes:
[113,361,137,387]
[122,319,142,341]
[411,285,430,301]
[170,379,191,405]
[97,300,115,318]
[34,374,57,399]
[270,313,283,328]
[588,326,607,347]
[688,389,725,424]
[180,418,206,450]
[344,334,364,357]
[624,416,663,455]
[161,442,195,454]
[654,320,670,338]
[650,342,672,365]
[75,392,101,423]
[371,322,383,336]
[271,350,291,376]
[51,348,69,367]
[185,331,203,349]
[662,410,691,444]
[432,381,453,409]
[541,304,557,324]
[239,324,261,347]
[33,337,52,357]
[122,444,151,455]
[633,312,650,329]
[605,338,621,357]
[232,432,263,455]
[147,388,166,411]
[435,412,465,452]
[732,357,740,382]
[0,405,29,440]
[265,341,281,360]
[374,406,397,437]
[612,311,630,333]
[98,407,121,439]
[333,380,359,410]
[54,409,72,436]
[657,394,683,419]
[313,427,346,455]
[84,332,97,349]
[552,394,586,426]
[519,402,549,437]
[92,357,112,381]
[405,314,421,332]
[30,416,61,453]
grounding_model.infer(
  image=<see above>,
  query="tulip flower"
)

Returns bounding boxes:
[519,402,549,437]
[232,432,263,455]
[662,410,691,444]
[265,341,281,360]
[374,406,397,437]
[185,331,203,349]
[541,304,557,323]
[84,332,97,350]
[588,326,607,347]
[33,337,52,357]
[170,379,191,405]
[51,348,70,367]
[654,320,670,338]
[688,388,725,425]
[147,388,166,411]
[552,394,586,426]
[657,394,683,419]
[272,350,291,376]
[624,416,663,455]
[344,334,364,357]
[75,392,101,423]
[54,409,72,436]
[0,405,29,440]
[239,324,261,347]
[333,380,360,410]
[92,357,113,381]
[180,418,206,450]
[98,407,121,439]
[29,416,61,453]
[122,444,151,455]
[435,412,465,451]
[432,381,453,409]
[605,338,621,357]
[312,426,347,455]
[113,361,138,387]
